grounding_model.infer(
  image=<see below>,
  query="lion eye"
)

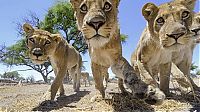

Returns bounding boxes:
[80,4,87,13]
[156,17,165,24]
[104,2,112,12]
[182,11,190,19]
[29,38,35,43]
[45,40,51,45]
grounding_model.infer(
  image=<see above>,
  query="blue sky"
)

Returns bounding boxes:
[0,0,199,80]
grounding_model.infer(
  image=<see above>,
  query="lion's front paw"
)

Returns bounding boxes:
[124,72,148,99]
[144,86,166,105]
[90,94,103,102]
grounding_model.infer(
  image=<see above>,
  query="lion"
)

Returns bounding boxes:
[81,72,91,87]
[191,12,200,43]
[70,0,165,105]
[169,12,200,92]
[131,0,197,95]
[23,23,82,103]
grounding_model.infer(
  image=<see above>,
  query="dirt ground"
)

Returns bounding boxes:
[0,79,200,112]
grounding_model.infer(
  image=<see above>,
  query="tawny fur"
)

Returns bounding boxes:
[81,72,91,87]
[23,23,82,101]
[131,0,198,95]
[70,0,165,105]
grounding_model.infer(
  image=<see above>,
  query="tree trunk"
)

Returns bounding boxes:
[41,73,48,83]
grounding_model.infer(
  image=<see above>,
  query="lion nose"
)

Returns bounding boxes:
[86,16,105,30]
[191,27,200,35]
[166,28,186,40]
[32,48,43,58]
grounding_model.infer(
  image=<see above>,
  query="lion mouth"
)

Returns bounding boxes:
[88,34,106,40]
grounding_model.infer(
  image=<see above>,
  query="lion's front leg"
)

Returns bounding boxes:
[159,62,171,95]
[111,57,148,98]
[118,78,128,94]
[90,62,108,102]
[111,57,165,105]
[43,70,66,101]
[53,68,65,96]
[177,61,200,91]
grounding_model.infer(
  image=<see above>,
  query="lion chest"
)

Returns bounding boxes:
[89,48,114,67]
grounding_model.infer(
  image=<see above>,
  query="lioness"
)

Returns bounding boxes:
[191,12,200,43]
[81,72,91,87]
[70,0,165,105]
[131,0,197,95]
[23,23,82,102]
[171,10,200,92]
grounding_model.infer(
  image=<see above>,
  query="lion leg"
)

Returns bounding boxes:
[111,57,148,97]
[159,62,171,96]
[111,57,165,105]
[104,72,109,88]
[87,74,91,86]
[54,68,65,96]
[69,67,79,92]
[118,78,128,94]
[46,70,66,100]
[76,65,81,91]
[177,62,200,91]
[91,62,107,99]
[84,78,87,87]
[59,83,65,96]
[171,63,191,92]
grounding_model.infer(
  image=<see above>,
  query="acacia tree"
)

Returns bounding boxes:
[1,38,53,83]
[1,1,128,83]
[42,1,88,53]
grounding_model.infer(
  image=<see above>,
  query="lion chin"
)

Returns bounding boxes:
[31,59,46,65]
[87,35,110,48]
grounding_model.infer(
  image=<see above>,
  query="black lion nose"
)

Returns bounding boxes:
[86,16,105,30]
[191,27,200,35]
[167,32,185,39]
[166,27,186,40]
[32,48,43,58]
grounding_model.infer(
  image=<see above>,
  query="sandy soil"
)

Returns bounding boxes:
[0,80,200,112]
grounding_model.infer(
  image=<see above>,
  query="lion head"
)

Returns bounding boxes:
[191,12,200,43]
[142,0,196,50]
[23,23,61,64]
[70,0,120,48]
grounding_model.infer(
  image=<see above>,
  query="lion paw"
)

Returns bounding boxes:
[90,95,103,102]
[144,86,166,105]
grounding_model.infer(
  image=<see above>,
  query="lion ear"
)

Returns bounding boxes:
[50,34,62,43]
[70,0,81,9]
[23,23,34,36]
[142,3,159,22]
[176,0,196,10]
[116,0,120,7]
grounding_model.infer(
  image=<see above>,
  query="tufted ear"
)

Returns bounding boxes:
[50,34,62,43]
[116,0,120,7]
[142,3,159,22]
[142,3,159,36]
[70,0,81,9]
[23,23,34,37]
[175,0,196,10]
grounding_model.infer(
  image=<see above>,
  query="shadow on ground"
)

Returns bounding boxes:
[32,91,90,111]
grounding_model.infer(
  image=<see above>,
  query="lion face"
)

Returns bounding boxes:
[70,0,119,48]
[142,1,194,49]
[191,13,200,42]
[23,23,60,64]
